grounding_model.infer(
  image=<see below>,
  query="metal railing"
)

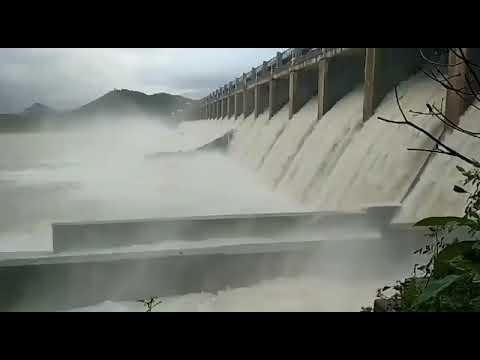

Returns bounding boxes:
[205,48,349,101]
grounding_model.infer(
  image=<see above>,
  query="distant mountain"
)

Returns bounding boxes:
[22,103,57,119]
[72,89,198,121]
[0,89,200,132]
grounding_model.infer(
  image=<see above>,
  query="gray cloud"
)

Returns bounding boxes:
[0,48,285,113]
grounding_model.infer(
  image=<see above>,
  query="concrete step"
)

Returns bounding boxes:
[2,232,418,312]
[0,206,423,311]
[51,210,372,252]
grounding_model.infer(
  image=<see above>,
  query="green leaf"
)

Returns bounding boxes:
[414,217,464,227]
[454,185,468,194]
[457,165,466,174]
[414,275,462,307]
[470,296,480,311]
[414,216,479,228]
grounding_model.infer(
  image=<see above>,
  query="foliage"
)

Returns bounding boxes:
[369,48,480,312]
[371,164,480,312]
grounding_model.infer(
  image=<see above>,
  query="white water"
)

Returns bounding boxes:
[309,72,446,210]
[395,102,480,223]
[227,113,256,157]
[72,276,388,312]
[276,86,364,203]
[259,96,320,189]
[3,70,456,312]
[229,106,291,173]
[0,119,299,253]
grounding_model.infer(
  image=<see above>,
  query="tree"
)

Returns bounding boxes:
[368,48,480,312]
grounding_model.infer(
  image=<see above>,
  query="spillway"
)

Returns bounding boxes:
[4,48,480,312]
[259,96,320,189]
[308,72,445,210]
[276,86,364,203]
[395,102,480,223]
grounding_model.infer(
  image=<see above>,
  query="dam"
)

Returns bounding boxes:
[1,48,479,311]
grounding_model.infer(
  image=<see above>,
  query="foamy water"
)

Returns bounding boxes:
[276,87,364,203]
[3,69,462,312]
[0,119,301,253]
[71,275,390,312]
[310,72,446,210]
[259,96,320,189]
[395,102,480,223]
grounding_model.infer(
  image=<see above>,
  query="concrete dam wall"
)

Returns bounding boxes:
[196,48,480,221]
[2,47,479,311]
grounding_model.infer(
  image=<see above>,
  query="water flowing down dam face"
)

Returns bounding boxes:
[5,48,480,312]
[0,114,422,312]
[308,72,446,211]
[276,86,365,203]
[259,96,320,189]
[395,102,480,223]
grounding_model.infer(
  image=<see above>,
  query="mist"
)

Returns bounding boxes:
[0,109,425,312]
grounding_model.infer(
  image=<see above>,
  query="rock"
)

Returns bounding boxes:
[373,298,398,312]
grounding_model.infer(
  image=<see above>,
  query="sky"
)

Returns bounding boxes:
[0,48,285,114]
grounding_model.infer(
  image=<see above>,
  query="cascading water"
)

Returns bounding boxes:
[394,102,480,223]
[308,72,446,210]
[5,62,475,312]
[0,119,298,254]
[275,86,365,203]
[259,96,320,189]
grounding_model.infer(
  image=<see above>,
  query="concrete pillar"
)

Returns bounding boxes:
[223,97,228,118]
[255,82,270,118]
[244,88,255,118]
[254,85,259,119]
[289,70,298,119]
[269,77,290,119]
[234,93,238,119]
[216,100,221,119]
[228,95,235,118]
[317,59,329,119]
[226,95,231,118]
[235,90,244,119]
[363,48,381,122]
[445,48,472,126]
[363,48,420,122]
[288,66,319,120]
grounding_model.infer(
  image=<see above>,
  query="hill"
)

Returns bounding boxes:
[22,103,57,119]
[72,89,198,121]
[0,90,200,132]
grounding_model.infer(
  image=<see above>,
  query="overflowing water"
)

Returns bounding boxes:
[309,72,446,210]
[0,118,298,253]
[276,87,364,203]
[3,68,469,311]
[259,96,320,189]
[395,102,480,223]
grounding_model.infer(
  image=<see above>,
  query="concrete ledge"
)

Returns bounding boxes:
[362,203,402,228]
[2,231,416,311]
[51,211,346,252]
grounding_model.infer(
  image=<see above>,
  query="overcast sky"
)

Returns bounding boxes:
[0,48,285,114]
